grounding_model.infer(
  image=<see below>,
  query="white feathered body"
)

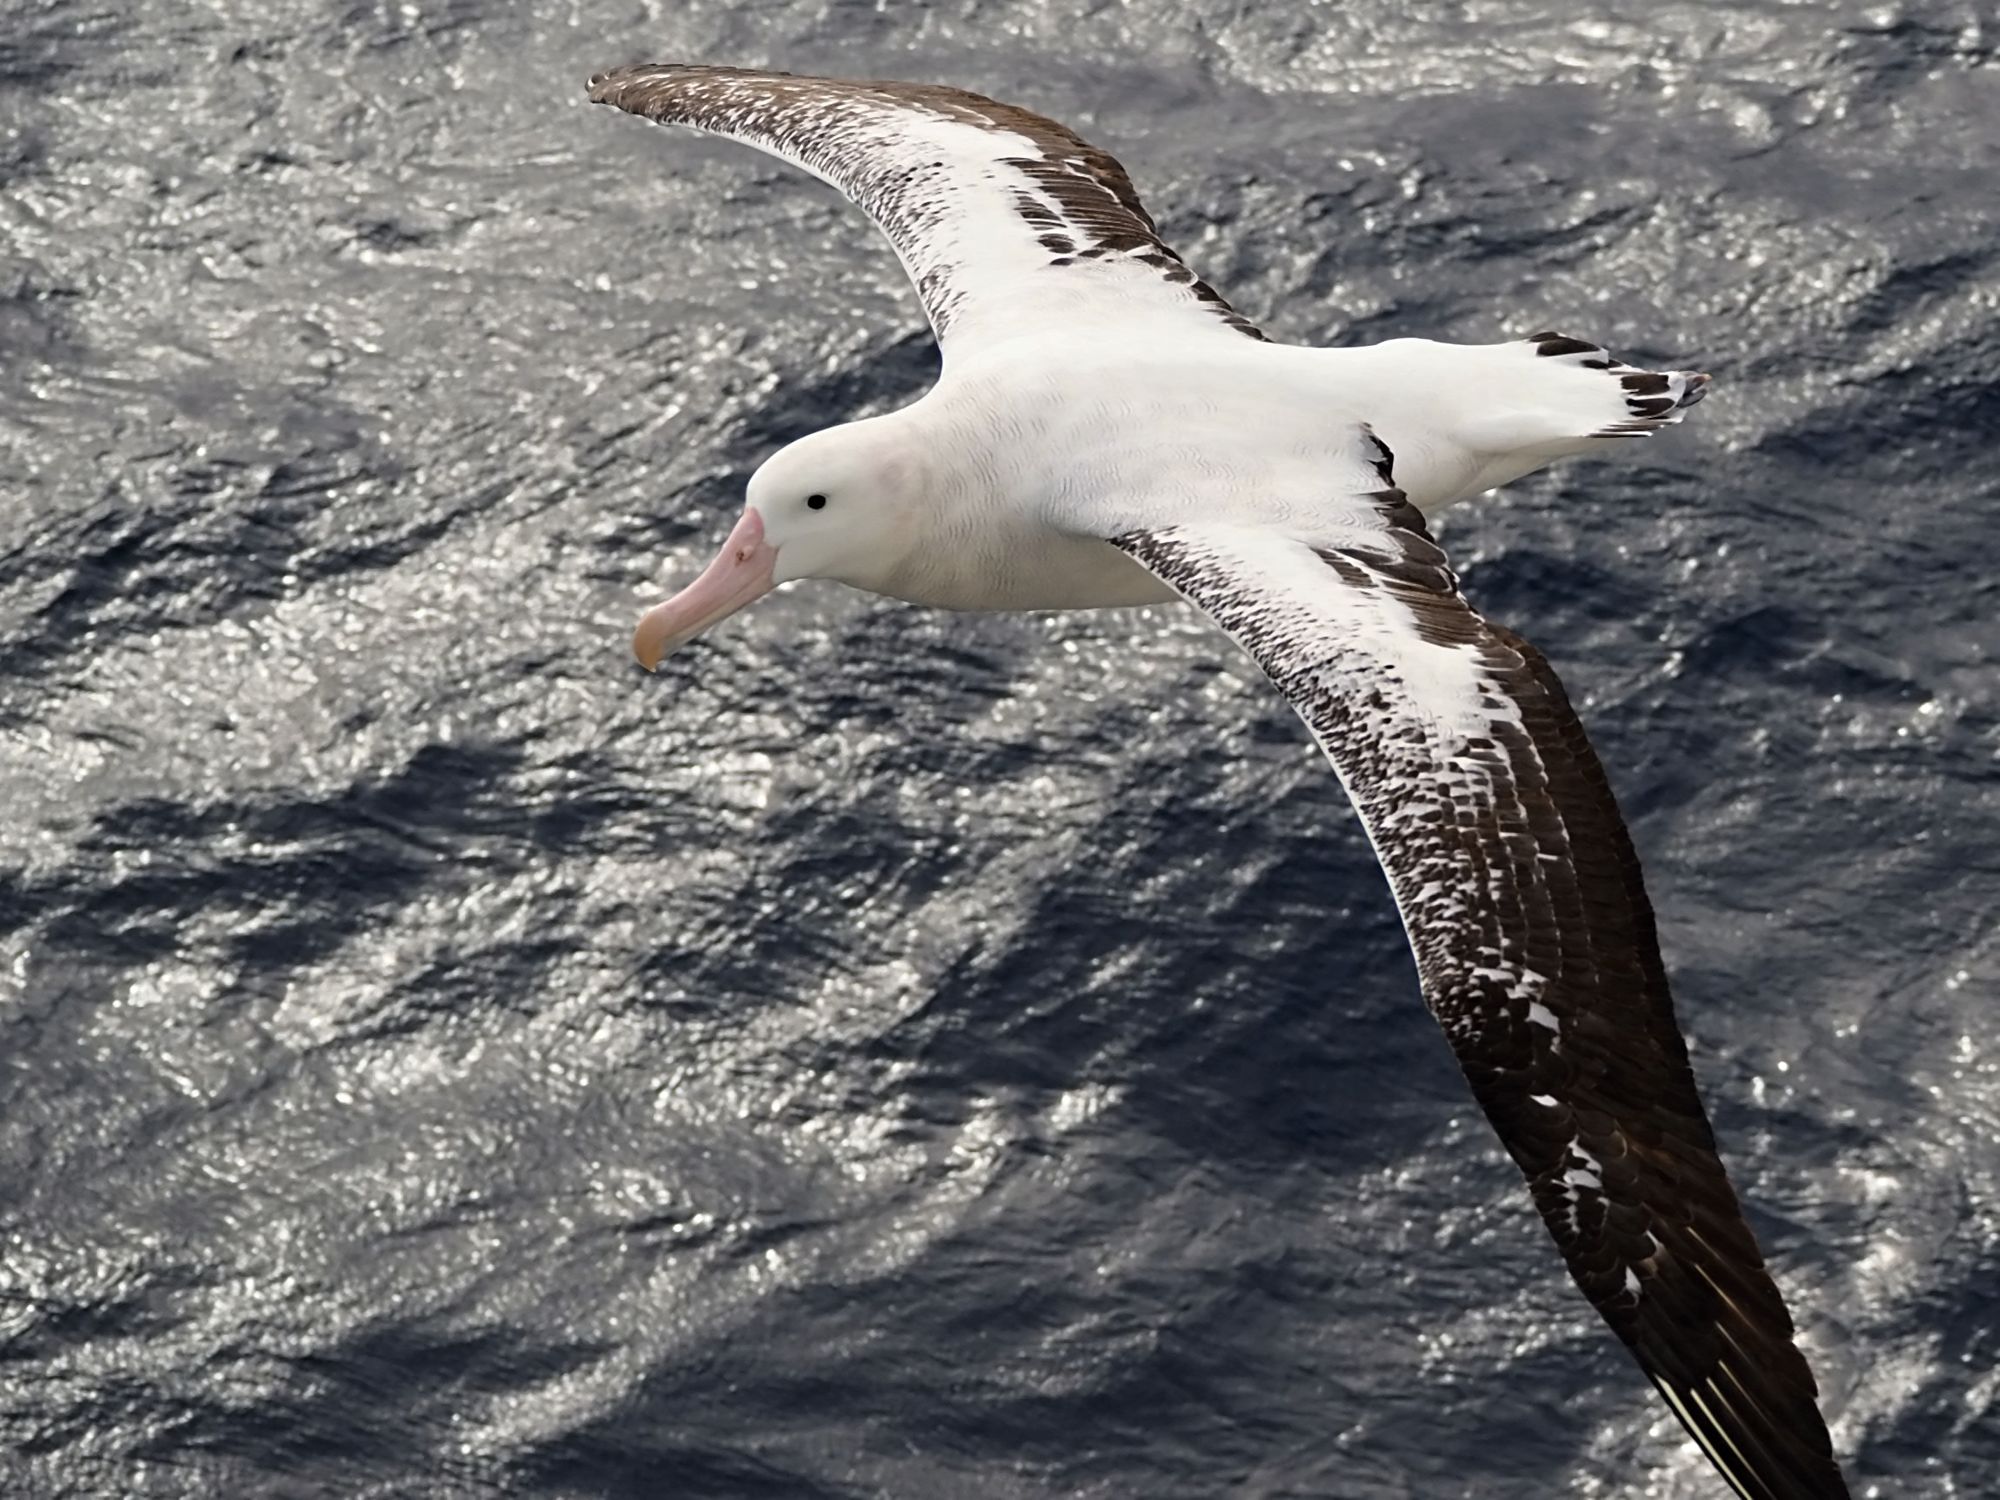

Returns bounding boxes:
[869,332,1702,613]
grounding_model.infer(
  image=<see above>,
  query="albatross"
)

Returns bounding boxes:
[586,63,1851,1499]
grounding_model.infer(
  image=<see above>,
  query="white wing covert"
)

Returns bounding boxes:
[1109,473,1849,1500]
[586,64,1264,354]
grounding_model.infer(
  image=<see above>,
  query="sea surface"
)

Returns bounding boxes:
[2,2,1995,1496]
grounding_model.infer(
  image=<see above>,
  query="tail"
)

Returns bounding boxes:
[1329,330,1714,512]
[1517,329,1712,438]
[1436,330,1712,502]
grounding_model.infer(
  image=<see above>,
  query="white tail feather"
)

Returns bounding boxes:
[1321,331,1712,513]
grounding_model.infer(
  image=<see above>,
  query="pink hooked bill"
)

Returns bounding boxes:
[632,508,777,671]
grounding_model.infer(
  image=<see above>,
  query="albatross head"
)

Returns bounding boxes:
[631,421,925,670]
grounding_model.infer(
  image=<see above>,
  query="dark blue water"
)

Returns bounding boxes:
[2,4,1995,1496]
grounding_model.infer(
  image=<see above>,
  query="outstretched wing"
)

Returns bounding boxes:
[585,63,1264,354]
[1110,479,1849,1500]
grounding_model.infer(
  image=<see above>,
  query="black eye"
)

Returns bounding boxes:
[805,493,828,510]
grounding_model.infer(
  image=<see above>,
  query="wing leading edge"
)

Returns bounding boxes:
[586,63,1264,353]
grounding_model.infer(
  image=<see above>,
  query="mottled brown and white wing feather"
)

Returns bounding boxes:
[1110,482,1849,1500]
[586,63,1263,353]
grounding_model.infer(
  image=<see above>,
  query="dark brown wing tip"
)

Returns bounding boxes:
[1645,1365,1851,1500]
[587,62,775,106]
[1621,1235,1850,1499]
[585,63,647,102]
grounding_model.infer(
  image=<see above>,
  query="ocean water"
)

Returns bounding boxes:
[1,2,1995,1496]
